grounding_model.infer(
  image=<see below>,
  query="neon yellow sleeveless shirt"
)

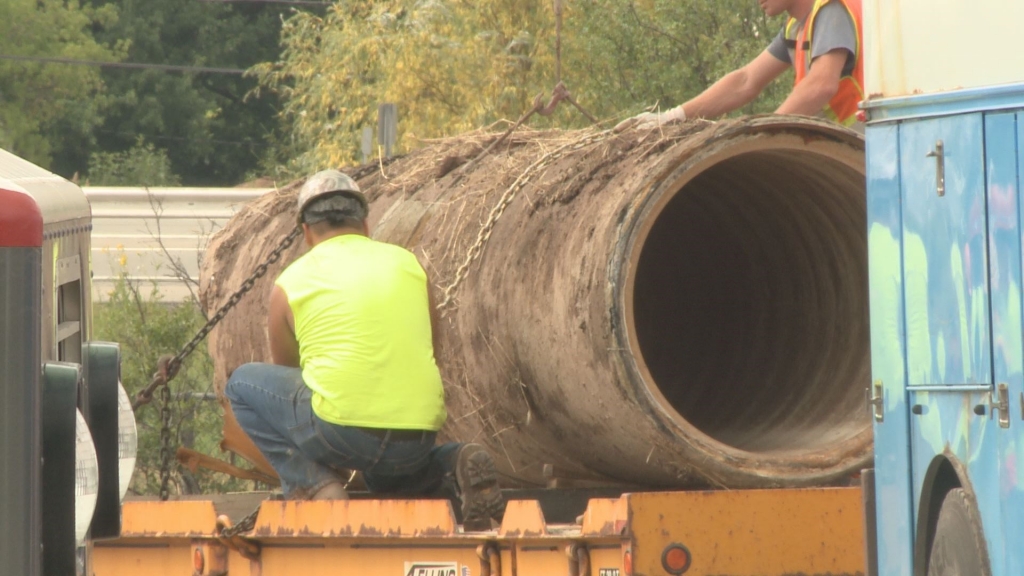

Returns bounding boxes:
[275,234,446,430]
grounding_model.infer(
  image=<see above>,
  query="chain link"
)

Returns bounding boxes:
[219,506,261,539]
[133,227,303,410]
[138,226,303,499]
[437,130,611,312]
[159,383,172,500]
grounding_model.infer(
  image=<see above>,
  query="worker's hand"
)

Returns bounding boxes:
[614,107,687,132]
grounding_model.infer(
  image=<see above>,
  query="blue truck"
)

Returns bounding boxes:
[864,1,1024,574]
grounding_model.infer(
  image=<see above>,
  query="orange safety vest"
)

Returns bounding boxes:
[784,0,864,126]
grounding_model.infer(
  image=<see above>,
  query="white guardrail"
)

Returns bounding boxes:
[85,187,274,302]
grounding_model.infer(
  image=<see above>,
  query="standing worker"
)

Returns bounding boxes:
[621,0,863,129]
[225,170,506,530]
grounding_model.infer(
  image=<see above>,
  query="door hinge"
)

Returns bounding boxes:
[868,380,884,422]
[990,383,1010,429]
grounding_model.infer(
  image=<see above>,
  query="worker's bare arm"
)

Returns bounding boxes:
[775,49,847,116]
[680,50,790,119]
[269,285,301,368]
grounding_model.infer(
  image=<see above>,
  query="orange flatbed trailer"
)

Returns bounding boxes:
[92,487,867,576]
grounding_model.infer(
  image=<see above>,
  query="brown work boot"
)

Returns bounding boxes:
[310,481,349,501]
[455,444,505,531]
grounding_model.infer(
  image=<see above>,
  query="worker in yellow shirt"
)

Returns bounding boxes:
[226,170,505,530]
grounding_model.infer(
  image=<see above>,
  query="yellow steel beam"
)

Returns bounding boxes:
[93,487,865,575]
[627,487,866,576]
[121,500,218,536]
[92,546,198,576]
[253,499,458,538]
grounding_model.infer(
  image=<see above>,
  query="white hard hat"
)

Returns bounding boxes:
[297,170,367,223]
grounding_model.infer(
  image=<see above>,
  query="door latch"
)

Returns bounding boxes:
[868,380,884,422]
[925,140,945,197]
[989,383,1010,429]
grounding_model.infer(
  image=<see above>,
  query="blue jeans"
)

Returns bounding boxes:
[225,363,460,498]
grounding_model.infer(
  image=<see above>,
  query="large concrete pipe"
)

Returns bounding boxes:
[200,115,871,489]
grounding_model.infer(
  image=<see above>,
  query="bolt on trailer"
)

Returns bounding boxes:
[861,0,1024,574]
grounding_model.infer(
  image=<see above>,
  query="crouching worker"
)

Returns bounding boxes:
[226,169,505,530]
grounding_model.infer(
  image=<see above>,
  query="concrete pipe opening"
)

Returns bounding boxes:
[629,145,869,455]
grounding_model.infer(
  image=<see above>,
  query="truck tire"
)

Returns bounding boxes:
[926,488,989,576]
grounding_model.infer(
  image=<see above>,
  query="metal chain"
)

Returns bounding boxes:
[139,226,303,500]
[437,130,611,312]
[159,384,172,500]
[219,506,261,539]
[133,226,303,410]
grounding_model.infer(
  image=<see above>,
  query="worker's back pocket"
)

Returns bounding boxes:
[287,419,350,469]
[309,418,381,470]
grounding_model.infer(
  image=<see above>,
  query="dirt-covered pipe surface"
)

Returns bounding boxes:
[201,116,871,489]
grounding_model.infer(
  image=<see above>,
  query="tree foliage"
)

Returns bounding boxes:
[0,0,123,169]
[84,0,296,185]
[93,272,249,496]
[255,0,791,172]
[86,138,182,186]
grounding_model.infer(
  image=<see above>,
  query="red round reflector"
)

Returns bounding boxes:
[856,109,869,123]
[193,547,205,573]
[661,543,692,574]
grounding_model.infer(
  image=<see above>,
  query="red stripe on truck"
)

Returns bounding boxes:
[0,187,43,247]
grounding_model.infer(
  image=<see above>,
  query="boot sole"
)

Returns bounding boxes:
[455,445,505,530]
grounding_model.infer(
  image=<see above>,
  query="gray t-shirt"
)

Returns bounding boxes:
[767,2,857,77]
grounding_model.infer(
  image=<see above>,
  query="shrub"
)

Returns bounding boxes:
[93,271,251,496]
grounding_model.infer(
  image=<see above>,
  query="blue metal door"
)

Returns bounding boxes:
[899,114,991,387]
[868,89,1024,576]
[899,113,1005,574]
[985,111,1024,576]
[866,122,915,575]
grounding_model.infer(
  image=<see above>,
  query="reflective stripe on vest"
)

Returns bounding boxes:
[784,0,864,126]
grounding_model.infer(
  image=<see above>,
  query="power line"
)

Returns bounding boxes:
[95,129,261,148]
[0,54,247,75]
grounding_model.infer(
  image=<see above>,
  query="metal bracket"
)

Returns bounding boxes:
[477,543,501,576]
[925,140,946,197]
[989,383,1010,429]
[567,543,591,576]
[868,380,884,422]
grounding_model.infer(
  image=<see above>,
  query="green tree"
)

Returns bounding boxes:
[93,272,249,495]
[565,0,792,118]
[84,0,303,186]
[254,0,789,172]
[86,138,181,186]
[0,0,123,170]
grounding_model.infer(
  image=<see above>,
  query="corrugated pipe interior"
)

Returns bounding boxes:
[201,116,871,489]
[627,138,868,456]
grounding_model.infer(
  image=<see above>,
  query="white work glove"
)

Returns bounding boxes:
[614,106,687,132]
